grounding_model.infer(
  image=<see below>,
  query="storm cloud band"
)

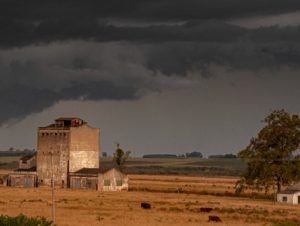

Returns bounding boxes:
[1,1,300,124]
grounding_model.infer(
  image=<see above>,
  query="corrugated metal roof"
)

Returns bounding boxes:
[74,168,100,174]
[285,182,300,191]
[20,153,36,161]
[55,117,83,121]
[15,167,36,172]
[279,182,300,194]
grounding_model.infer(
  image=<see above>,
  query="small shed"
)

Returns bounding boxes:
[277,183,300,205]
[19,154,36,170]
[98,168,128,192]
[69,168,99,190]
[8,168,37,188]
[0,170,12,186]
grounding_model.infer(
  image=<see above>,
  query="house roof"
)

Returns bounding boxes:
[99,162,121,173]
[20,153,36,162]
[74,168,100,174]
[279,182,300,194]
[55,117,85,121]
[100,167,128,176]
[285,183,300,191]
[15,167,37,172]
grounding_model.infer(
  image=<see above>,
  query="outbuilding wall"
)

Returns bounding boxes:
[69,125,100,173]
[277,192,300,204]
[98,168,128,191]
[8,173,37,188]
[70,175,98,190]
[19,155,36,170]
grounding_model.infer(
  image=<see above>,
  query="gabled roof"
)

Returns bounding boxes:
[279,182,300,194]
[99,167,127,176]
[55,117,84,121]
[99,162,120,173]
[285,183,300,191]
[20,153,36,162]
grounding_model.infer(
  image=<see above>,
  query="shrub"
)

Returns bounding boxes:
[272,223,300,226]
[0,214,54,226]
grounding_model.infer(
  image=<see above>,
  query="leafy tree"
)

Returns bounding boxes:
[186,151,203,158]
[113,143,131,170]
[237,110,300,193]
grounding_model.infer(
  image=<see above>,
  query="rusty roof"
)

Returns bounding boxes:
[15,167,36,172]
[278,182,300,194]
[20,153,36,161]
[55,117,85,121]
[73,168,100,174]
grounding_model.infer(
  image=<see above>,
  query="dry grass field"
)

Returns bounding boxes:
[0,175,299,226]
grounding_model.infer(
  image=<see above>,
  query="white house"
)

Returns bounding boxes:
[98,168,128,192]
[277,183,300,205]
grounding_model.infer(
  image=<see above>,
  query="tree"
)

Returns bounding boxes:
[113,143,131,170]
[186,151,203,158]
[237,110,300,193]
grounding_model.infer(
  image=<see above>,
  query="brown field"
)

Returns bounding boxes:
[0,175,299,226]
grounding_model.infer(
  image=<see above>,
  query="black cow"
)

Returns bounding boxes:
[141,202,151,209]
[208,215,222,222]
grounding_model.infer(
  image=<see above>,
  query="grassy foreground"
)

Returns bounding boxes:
[0,175,299,226]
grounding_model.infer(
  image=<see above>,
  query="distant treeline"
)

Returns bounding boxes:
[143,152,203,159]
[143,154,178,158]
[208,154,237,159]
[0,149,36,157]
[142,152,237,159]
[185,152,203,158]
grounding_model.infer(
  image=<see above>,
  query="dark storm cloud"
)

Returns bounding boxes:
[0,84,57,125]
[2,0,300,21]
[61,81,139,101]
[0,42,159,124]
[0,80,139,125]
[1,1,300,124]
[1,0,300,48]
[144,40,300,75]
[0,83,140,126]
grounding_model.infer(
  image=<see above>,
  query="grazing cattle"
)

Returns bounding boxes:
[141,202,151,209]
[208,215,222,222]
[200,207,213,213]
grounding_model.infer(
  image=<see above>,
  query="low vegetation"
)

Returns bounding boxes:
[0,214,53,226]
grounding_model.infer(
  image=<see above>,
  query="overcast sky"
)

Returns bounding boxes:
[1,1,300,156]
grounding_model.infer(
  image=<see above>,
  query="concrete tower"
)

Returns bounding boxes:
[37,117,100,187]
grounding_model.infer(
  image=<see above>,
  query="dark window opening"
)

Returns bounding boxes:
[104,179,111,186]
[116,180,123,186]
[64,120,71,127]
[282,196,287,202]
